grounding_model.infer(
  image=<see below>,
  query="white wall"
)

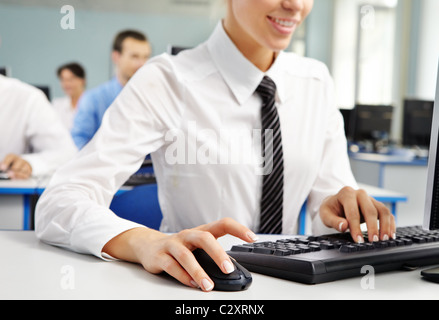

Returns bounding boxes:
[0,1,220,99]
[415,0,439,100]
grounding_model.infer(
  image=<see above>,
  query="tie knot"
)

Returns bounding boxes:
[256,76,277,104]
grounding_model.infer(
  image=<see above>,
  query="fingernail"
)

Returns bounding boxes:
[247,232,259,242]
[201,278,214,292]
[392,233,397,240]
[373,235,379,242]
[357,235,364,244]
[222,260,235,274]
[383,234,389,241]
[338,222,344,232]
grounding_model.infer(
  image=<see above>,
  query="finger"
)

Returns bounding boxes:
[357,190,379,242]
[1,154,17,170]
[10,162,31,180]
[338,189,364,243]
[185,230,236,275]
[159,254,198,289]
[199,217,259,243]
[168,244,214,292]
[319,196,349,233]
[11,169,31,180]
[2,155,31,180]
[371,198,395,240]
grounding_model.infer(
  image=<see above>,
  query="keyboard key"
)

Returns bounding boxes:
[373,242,388,248]
[253,247,275,255]
[413,237,426,244]
[320,243,335,250]
[309,245,321,252]
[297,246,311,253]
[297,239,310,245]
[387,240,397,247]
[340,245,357,253]
[231,245,253,253]
[274,249,292,256]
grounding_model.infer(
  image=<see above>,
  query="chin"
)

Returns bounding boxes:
[266,39,292,52]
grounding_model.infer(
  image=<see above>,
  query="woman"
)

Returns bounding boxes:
[36,0,395,292]
[52,62,86,130]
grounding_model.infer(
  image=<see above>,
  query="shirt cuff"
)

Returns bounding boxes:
[69,212,148,261]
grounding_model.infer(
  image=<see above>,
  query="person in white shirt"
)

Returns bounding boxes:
[0,75,78,179]
[36,0,395,292]
[52,62,86,130]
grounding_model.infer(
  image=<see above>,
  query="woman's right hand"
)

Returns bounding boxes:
[102,217,258,291]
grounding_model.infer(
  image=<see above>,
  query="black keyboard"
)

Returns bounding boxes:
[123,173,156,187]
[228,226,439,284]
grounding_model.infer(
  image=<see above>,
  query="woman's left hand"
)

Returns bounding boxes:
[319,187,396,243]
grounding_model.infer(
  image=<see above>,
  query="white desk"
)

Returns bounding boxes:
[1,231,437,300]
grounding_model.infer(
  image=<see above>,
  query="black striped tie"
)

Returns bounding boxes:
[257,76,284,234]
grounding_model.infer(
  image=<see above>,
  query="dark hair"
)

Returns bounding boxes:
[112,30,148,53]
[57,62,86,79]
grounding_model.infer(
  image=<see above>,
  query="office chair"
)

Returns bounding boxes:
[110,184,163,230]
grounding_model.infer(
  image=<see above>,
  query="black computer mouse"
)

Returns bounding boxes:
[421,267,439,283]
[0,170,10,180]
[192,249,252,291]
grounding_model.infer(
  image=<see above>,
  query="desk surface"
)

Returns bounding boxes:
[350,152,428,166]
[1,231,437,300]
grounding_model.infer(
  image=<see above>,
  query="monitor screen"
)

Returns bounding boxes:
[167,45,190,56]
[424,62,439,231]
[0,67,10,76]
[340,108,354,140]
[33,85,51,101]
[402,99,434,148]
[351,104,394,142]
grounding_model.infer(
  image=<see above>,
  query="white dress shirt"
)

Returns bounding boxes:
[0,75,77,176]
[52,96,77,131]
[36,22,358,259]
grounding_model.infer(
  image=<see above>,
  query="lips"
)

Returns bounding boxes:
[267,16,298,35]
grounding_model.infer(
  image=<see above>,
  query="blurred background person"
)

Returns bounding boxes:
[0,74,77,180]
[71,30,151,149]
[52,62,86,130]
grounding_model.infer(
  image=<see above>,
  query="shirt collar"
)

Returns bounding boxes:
[207,22,286,105]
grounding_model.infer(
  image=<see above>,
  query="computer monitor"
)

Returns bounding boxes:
[340,108,354,140]
[33,85,51,101]
[424,62,439,231]
[351,104,394,142]
[0,66,10,77]
[402,99,434,148]
[167,45,190,56]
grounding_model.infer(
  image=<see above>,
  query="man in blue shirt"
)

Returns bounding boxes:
[72,30,151,149]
